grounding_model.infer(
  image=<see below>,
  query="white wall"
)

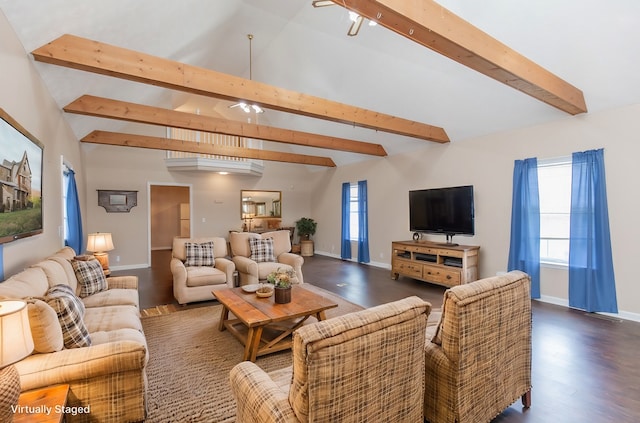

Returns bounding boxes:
[82,140,316,268]
[0,12,85,276]
[310,105,640,317]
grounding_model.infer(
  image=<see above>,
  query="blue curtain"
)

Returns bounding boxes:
[340,182,351,260]
[508,158,541,298]
[65,169,84,254]
[357,180,370,263]
[568,149,617,313]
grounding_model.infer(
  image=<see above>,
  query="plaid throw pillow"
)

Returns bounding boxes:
[45,284,92,349]
[185,241,215,267]
[249,237,276,263]
[72,258,108,298]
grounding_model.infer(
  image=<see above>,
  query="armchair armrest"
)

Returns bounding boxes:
[15,340,147,392]
[232,256,258,276]
[230,361,298,423]
[277,253,304,284]
[106,275,138,290]
[215,257,235,282]
[170,257,187,285]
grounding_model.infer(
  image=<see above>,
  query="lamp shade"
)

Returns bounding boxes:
[0,300,34,367]
[86,232,115,253]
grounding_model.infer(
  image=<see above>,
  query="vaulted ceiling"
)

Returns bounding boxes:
[1,0,638,167]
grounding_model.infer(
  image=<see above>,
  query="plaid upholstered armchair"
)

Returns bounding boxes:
[230,296,431,423]
[424,270,532,423]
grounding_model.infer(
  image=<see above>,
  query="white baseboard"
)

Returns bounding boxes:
[314,250,389,269]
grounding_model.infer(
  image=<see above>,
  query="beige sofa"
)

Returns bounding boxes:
[0,247,147,423]
[229,230,304,286]
[170,236,236,304]
[424,270,532,423]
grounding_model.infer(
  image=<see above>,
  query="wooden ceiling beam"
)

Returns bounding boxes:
[336,0,587,115]
[33,34,449,143]
[64,95,387,156]
[81,130,336,167]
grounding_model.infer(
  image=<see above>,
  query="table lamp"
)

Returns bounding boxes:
[86,232,115,274]
[0,300,34,422]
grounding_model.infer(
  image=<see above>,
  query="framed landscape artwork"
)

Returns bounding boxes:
[0,108,44,244]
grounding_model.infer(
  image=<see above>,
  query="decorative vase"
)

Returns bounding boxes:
[274,286,291,304]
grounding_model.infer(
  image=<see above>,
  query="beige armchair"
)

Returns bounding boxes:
[170,236,235,304]
[230,296,431,423]
[424,270,532,423]
[229,230,304,286]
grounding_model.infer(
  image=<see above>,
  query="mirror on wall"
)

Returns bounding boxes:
[241,190,282,219]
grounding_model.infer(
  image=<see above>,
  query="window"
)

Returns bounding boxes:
[349,183,359,241]
[538,157,571,265]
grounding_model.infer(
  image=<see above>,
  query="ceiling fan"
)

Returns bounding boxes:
[229,34,264,114]
[312,0,377,36]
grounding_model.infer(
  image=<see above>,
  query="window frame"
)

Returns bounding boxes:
[537,156,572,267]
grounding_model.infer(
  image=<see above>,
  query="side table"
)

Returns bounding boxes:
[13,384,70,423]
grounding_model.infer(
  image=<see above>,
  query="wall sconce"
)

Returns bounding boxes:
[0,300,34,421]
[86,232,115,275]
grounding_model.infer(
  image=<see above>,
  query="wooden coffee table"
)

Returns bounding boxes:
[213,285,338,362]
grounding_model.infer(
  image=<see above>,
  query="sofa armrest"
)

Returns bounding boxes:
[277,253,304,284]
[106,275,138,290]
[15,340,147,392]
[215,257,236,283]
[230,361,298,423]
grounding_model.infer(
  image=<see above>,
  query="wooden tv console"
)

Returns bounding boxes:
[391,240,480,288]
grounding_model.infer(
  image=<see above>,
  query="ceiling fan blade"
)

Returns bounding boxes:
[348,15,364,36]
[312,0,335,7]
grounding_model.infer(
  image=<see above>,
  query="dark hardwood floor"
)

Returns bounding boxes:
[114,251,640,422]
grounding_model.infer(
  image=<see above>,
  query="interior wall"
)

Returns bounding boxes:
[310,104,640,317]
[0,11,85,278]
[82,140,316,268]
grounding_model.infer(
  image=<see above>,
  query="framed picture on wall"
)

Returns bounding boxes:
[0,108,44,244]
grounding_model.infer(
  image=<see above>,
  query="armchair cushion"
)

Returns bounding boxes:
[185,241,216,267]
[249,237,276,263]
[45,284,92,349]
[71,258,108,298]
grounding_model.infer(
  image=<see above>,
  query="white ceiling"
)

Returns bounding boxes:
[1,0,639,167]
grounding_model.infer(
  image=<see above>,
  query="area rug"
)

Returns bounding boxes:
[141,284,364,422]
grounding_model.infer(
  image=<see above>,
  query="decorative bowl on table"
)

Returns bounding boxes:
[255,285,274,298]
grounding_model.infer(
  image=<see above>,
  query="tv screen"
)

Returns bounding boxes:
[409,185,474,237]
[0,108,44,244]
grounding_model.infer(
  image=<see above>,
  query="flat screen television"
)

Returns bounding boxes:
[409,185,474,242]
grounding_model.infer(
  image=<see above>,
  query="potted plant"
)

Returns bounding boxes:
[295,217,317,257]
[295,217,317,240]
[267,267,295,304]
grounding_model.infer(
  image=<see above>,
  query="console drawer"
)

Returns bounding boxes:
[392,258,423,278]
[422,265,461,286]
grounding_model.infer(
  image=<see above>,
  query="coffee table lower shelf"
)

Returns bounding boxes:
[223,315,315,360]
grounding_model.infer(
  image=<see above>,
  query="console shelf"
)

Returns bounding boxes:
[391,240,479,288]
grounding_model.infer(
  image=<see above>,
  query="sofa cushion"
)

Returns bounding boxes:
[45,284,92,349]
[71,258,108,298]
[173,237,228,261]
[84,305,143,333]
[249,238,276,263]
[184,241,215,267]
[185,267,228,287]
[82,288,140,309]
[32,259,70,289]
[27,299,64,353]
[0,267,49,299]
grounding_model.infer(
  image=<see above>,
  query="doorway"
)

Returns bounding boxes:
[148,184,191,265]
